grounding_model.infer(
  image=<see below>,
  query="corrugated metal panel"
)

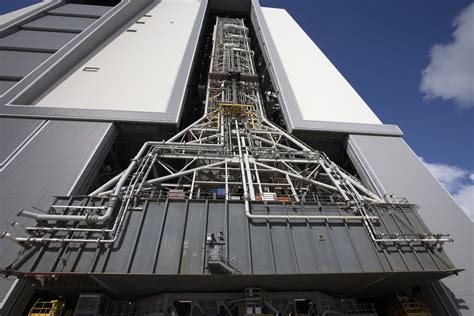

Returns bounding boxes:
[0,80,18,94]
[0,276,16,303]
[129,201,168,274]
[0,30,76,52]
[250,205,275,274]
[348,134,474,311]
[180,201,207,274]
[47,4,112,18]
[155,201,188,274]
[7,198,457,296]
[21,15,98,33]
[228,202,251,273]
[0,118,43,163]
[0,50,52,79]
[0,120,115,269]
[0,119,115,308]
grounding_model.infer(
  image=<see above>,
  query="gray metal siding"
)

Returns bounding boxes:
[106,201,147,273]
[290,218,320,274]
[249,205,275,274]
[155,202,188,274]
[0,119,115,309]
[22,15,98,33]
[0,276,16,304]
[48,4,112,18]
[0,120,115,269]
[0,80,17,94]
[0,30,76,52]
[10,200,456,277]
[180,201,207,274]
[348,134,473,314]
[129,201,167,274]
[5,197,459,297]
[228,202,251,273]
[0,50,52,79]
[0,118,43,163]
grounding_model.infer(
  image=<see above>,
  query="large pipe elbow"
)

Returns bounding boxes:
[87,196,119,224]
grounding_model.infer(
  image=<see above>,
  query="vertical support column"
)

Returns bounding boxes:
[225,162,229,201]
[286,174,299,202]
[244,153,256,201]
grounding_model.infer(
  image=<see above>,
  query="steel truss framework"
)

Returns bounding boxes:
[3,18,451,251]
[73,288,379,316]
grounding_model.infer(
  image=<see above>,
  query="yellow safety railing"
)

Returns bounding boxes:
[29,299,66,316]
[217,102,255,127]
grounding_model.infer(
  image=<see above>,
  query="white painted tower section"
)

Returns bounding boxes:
[35,1,201,113]
[261,8,382,125]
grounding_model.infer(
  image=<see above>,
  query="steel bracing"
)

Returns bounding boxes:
[72,289,379,315]
[3,18,452,250]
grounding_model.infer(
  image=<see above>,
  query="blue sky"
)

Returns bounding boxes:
[2,0,473,218]
[1,0,40,14]
[261,0,473,169]
[261,0,473,219]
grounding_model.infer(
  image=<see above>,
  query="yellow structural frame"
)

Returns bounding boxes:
[217,102,255,127]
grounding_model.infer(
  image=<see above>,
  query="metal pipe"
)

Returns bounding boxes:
[242,200,377,222]
[252,161,338,193]
[50,205,107,210]
[253,160,263,195]
[8,158,145,242]
[189,171,197,199]
[2,232,117,244]
[333,164,384,203]
[286,174,300,202]
[17,141,158,223]
[7,33,224,236]
[88,170,125,196]
[146,159,233,185]
[244,152,256,200]
[17,210,88,222]
[236,121,249,201]
[251,134,295,152]
[318,159,350,201]
[164,140,223,147]
[164,18,219,144]
[2,17,451,249]
[240,201,452,245]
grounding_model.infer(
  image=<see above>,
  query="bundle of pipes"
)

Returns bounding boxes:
[2,17,452,248]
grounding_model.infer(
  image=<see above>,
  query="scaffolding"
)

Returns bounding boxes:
[3,18,452,251]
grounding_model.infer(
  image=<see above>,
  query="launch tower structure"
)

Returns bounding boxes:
[0,1,471,315]
[5,17,451,250]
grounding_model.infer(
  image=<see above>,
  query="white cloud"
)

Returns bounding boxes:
[419,157,467,191]
[420,157,474,221]
[452,184,474,221]
[420,3,474,108]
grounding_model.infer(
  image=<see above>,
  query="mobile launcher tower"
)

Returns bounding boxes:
[0,0,471,315]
